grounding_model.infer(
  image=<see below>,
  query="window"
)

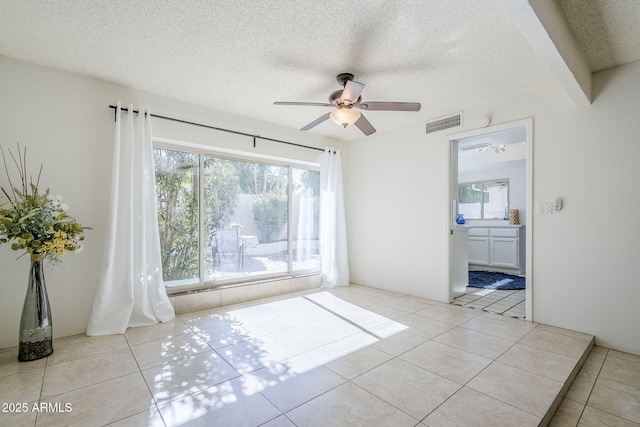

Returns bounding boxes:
[458,180,509,220]
[155,149,200,284]
[154,146,320,289]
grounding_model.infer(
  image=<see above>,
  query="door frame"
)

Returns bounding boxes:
[445,118,533,321]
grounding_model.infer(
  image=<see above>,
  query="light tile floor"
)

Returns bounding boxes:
[550,346,640,426]
[0,285,635,426]
[452,286,526,318]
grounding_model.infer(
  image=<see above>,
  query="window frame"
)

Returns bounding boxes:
[458,179,510,220]
[153,138,321,293]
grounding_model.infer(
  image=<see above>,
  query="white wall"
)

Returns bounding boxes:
[0,56,344,349]
[347,60,640,355]
[347,123,449,300]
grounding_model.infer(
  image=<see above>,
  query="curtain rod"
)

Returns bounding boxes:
[108,104,325,153]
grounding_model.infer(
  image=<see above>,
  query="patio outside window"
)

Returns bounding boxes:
[154,147,320,290]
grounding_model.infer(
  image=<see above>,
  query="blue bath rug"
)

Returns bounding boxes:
[468,270,525,290]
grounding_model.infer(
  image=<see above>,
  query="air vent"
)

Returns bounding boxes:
[425,113,462,134]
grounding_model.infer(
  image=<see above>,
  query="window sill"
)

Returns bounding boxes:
[168,273,323,315]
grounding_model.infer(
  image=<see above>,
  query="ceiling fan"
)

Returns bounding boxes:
[273,72,421,136]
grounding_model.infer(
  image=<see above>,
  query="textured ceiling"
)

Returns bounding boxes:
[558,0,640,72]
[1,1,638,141]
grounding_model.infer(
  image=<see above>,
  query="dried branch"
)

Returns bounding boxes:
[36,163,43,191]
[20,143,28,194]
[0,145,17,200]
[7,145,25,194]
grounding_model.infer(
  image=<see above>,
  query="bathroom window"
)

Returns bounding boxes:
[458,180,509,219]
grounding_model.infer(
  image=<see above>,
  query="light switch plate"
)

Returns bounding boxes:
[537,202,553,215]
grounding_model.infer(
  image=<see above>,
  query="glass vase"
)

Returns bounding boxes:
[456,213,466,225]
[18,254,53,361]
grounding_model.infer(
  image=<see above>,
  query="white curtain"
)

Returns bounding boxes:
[295,187,314,262]
[87,102,175,336]
[319,147,349,288]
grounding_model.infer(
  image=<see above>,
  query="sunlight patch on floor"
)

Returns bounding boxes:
[472,288,496,296]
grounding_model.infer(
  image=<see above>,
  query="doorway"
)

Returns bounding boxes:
[446,119,533,321]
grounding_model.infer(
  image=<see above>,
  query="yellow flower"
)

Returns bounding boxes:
[41,237,68,255]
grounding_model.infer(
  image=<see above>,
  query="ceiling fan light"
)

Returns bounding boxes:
[330,108,361,127]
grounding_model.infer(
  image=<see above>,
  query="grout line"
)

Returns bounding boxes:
[34,355,49,425]
[124,332,168,427]
[575,348,608,423]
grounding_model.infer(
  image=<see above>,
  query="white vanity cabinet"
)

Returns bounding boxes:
[467,226,524,273]
[490,228,520,269]
[468,228,490,266]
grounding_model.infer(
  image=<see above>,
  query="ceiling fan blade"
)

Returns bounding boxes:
[274,102,332,107]
[300,112,331,131]
[354,114,376,136]
[358,101,421,111]
[341,80,365,105]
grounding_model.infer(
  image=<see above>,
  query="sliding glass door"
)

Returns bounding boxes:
[154,146,320,290]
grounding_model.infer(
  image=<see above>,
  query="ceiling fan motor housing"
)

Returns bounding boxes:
[329,90,362,106]
[329,90,343,105]
[336,72,355,86]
